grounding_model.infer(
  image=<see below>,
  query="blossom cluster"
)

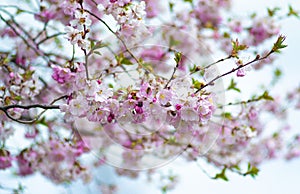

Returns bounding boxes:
[0,0,299,193]
[65,7,92,50]
[1,137,90,184]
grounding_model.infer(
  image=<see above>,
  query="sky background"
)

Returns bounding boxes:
[1,0,300,194]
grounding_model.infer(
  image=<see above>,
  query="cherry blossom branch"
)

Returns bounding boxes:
[194,35,286,94]
[83,9,145,71]
[195,51,274,94]
[0,8,34,40]
[78,3,91,80]
[0,14,41,56]
[84,9,168,81]
[204,55,234,70]
[164,52,181,89]
[0,8,68,67]
[0,95,66,124]
[0,104,59,111]
[0,12,59,66]
[83,49,90,80]
[195,159,215,179]
[34,22,48,42]
[191,55,234,75]
[217,95,269,108]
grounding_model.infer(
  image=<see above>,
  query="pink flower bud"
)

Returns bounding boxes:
[237,69,246,77]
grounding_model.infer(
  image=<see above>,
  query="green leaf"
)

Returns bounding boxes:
[108,83,114,88]
[169,2,174,12]
[254,91,274,101]
[142,63,154,72]
[231,39,248,58]
[189,64,197,73]
[115,53,133,65]
[272,35,287,53]
[169,36,181,47]
[244,163,259,178]
[271,68,282,85]
[37,117,48,127]
[93,41,108,50]
[90,40,95,49]
[222,112,233,120]
[161,186,167,194]
[89,41,109,56]
[93,51,102,56]
[214,167,229,181]
[267,7,280,17]
[274,68,282,78]
[288,5,299,18]
[261,91,274,101]
[231,164,241,171]
[223,32,230,38]
[121,57,133,65]
[16,9,24,15]
[54,37,63,49]
[192,78,203,90]
[189,64,204,75]
[174,52,182,64]
[183,0,193,4]
[167,136,177,144]
[227,78,241,93]
[21,70,35,80]
[199,69,205,77]
[250,13,257,19]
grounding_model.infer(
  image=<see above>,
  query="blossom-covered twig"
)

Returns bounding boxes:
[195,36,286,94]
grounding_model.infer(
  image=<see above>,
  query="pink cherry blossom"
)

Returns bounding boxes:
[0,150,13,170]
[237,68,246,77]
[180,107,199,122]
[156,89,173,105]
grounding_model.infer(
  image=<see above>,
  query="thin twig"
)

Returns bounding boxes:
[195,51,273,94]
[83,9,144,69]
[0,5,36,14]
[0,14,41,57]
[83,49,90,80]
[204,55,233,70]
[164,56,179,89]
[37,32,66,45]
[34,22,48,42]
[217,97,263,108]
[0,8,34,39]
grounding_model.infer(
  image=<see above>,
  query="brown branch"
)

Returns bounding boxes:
[0,14,41,57]
[0,9,62,66]
[0,8,34,40]
[204,55,234,70]
[195,51,273,94]
[0,95,66,124]
[164,53,180,89]
[0,104,60,111]
[217,97,263,109]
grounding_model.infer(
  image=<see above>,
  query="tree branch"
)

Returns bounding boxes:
[195,51,273,94]
[0,95,66,124]
[83,9,145,70]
